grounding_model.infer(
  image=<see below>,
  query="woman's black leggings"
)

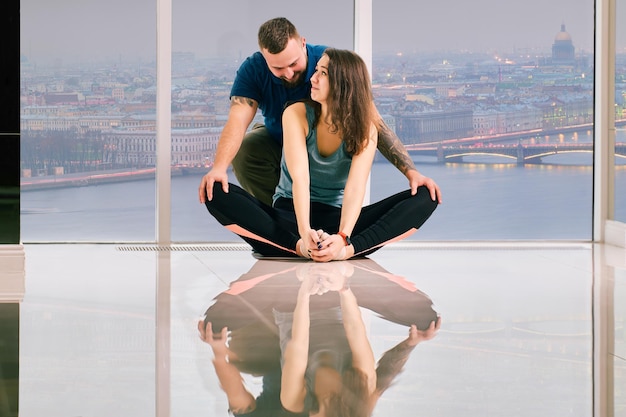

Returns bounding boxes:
[205,183,438,258]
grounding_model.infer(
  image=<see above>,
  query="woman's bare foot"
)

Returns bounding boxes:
[296,239,312,259]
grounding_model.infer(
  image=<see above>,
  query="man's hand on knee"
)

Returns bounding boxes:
[199,169,229,203]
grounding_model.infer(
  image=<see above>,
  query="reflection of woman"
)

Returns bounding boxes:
[197,259,440,416]
[205,49,440,262]
[277,262,441,417]
[279,263,375,416]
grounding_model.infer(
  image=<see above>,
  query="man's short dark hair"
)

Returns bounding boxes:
[258,17,300,54]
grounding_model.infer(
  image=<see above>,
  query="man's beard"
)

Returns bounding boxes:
[281,71,305,88]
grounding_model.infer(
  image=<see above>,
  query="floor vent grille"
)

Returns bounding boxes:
[115,242,589,252]
[116,244,251,252]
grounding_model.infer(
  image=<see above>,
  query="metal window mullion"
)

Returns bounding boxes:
[594,0,616,242]
[354,0,373,205]
[156,0,172,245]
[155,1,172,417]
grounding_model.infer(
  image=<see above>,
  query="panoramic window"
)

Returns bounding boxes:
[170,1,354,242]
[20,0,157,241]
[19,0,355,243]
[372,0,599,240]
[21,0,624,243]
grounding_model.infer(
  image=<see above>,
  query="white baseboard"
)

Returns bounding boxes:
[0,244,25,302]
[605,220,626,248]
[604,220,626,269]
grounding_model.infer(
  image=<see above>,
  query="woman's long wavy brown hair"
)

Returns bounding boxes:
[313,48,374,156]
[325,367,372,417]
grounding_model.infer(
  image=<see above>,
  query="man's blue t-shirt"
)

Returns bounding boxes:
[230,44,327,144]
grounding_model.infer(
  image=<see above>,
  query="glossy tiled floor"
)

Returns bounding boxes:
[3,242,626,416]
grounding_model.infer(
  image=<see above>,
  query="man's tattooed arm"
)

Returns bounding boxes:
[376,119,417,176]
[375,339,416,395]
[231,96,258,108]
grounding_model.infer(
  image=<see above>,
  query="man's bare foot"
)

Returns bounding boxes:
[333,244,354,261]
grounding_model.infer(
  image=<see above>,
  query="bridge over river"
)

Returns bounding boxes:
[403,121,626,164]
[406,142,626,164]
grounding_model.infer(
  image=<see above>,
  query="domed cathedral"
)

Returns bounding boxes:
[551,23,576,64]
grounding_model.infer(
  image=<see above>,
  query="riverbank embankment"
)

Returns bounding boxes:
[20,166,208,191]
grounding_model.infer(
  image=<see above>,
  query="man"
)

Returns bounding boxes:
[199,17,442,207]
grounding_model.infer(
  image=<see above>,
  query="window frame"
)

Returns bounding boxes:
[150,0,626,246]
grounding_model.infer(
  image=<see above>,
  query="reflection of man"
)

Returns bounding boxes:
[198,260,300,417]
[197,259,441,416]
[199,17,441,207]
[198,322,286,416]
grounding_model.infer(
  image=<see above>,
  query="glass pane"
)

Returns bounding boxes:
[616,0,626,223]
[20,0,157,241]
[171,2,354,242]
[373,1,595,240]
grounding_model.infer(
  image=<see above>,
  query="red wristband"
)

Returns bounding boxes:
[338,232,351,246]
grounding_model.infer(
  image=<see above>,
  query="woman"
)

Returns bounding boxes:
[203,49,439,262]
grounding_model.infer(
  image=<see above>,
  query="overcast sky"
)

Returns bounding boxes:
[20,0,625,66]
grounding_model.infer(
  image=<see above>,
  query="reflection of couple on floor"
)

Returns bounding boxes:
[198,259,441,417]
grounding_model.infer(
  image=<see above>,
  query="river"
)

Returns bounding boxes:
[20,129,626,242]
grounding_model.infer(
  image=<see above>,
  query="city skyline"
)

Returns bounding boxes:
[20,0,623,66]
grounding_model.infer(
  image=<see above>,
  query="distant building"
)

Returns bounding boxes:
[21,109,122,132]
[551,24,575,65]
[474,106,543,136]
[111,88,125,101]
[102,127,221,168]
[43,93,81,106]
[21,109,222,134]
[395,107,474,144]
